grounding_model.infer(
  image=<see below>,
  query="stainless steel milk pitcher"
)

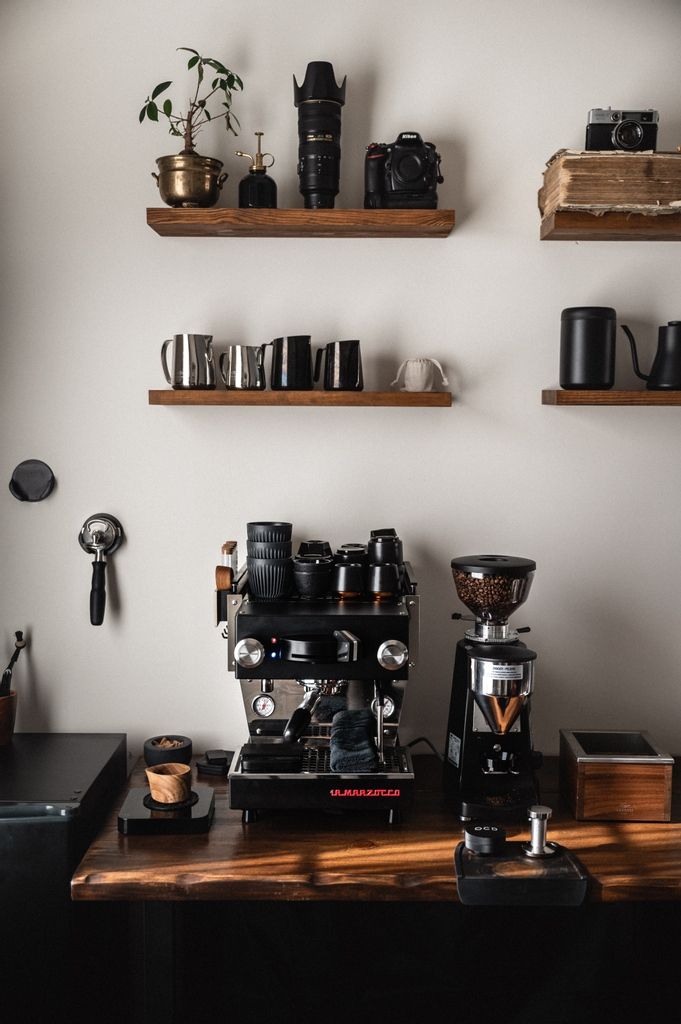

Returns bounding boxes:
[161,334,215,390]
[219,344,267,390]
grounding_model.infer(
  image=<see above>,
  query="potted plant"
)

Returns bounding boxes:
[140,47,243,208]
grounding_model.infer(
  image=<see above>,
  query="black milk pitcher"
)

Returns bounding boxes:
[270,336,313,390]
[314,340,363,391]
[560,307,616,390]
[621,322,681,390]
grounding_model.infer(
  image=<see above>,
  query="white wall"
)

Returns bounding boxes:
[1,0,680,756]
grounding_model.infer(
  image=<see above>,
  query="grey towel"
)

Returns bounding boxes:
[329,709,378,773]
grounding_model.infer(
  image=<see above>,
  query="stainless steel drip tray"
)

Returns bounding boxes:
[230,743,413,778]
[228,744,415,816]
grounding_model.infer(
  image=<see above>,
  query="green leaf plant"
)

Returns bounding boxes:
[139,47,243,154]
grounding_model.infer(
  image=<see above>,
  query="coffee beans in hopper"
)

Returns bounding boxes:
[452,570,529,622]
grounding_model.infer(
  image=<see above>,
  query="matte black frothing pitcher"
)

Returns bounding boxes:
[621,322,681,390]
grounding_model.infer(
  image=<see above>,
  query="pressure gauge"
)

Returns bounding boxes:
[252,694,276,718]
[371,695,396,719]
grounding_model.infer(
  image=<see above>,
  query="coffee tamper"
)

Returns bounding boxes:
[523,805,557,858]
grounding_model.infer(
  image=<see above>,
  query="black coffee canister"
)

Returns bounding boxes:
[560,307,616,390]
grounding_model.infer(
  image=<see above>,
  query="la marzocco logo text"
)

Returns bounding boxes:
[329,788,401,798]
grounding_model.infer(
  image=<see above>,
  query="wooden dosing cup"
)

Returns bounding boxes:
[145,762,192,804]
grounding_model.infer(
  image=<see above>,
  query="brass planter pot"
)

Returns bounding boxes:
[152,153,228,208]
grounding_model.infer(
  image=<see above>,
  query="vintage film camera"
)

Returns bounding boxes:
[364,131,443,209]
[585,108,658,152]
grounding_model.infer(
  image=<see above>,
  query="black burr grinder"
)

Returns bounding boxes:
[443,555,542,822]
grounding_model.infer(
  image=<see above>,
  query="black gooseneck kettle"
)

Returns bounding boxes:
[621,321,681,390]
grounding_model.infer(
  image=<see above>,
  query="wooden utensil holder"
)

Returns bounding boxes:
[0,691,17,745]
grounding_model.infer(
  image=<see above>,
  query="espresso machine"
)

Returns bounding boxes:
[218,528,419,823]
[443,555,542,821]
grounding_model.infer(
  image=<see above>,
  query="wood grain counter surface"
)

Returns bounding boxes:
[71,755,681,904]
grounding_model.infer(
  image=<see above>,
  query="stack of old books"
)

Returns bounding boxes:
[538,149,681,233]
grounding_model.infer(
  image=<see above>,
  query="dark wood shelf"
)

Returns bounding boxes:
[146,207,455,238]
[543,389,681,406]
[149,389,452,407]
[540,209,681,241]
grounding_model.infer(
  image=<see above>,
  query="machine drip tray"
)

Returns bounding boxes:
[118,785,215,835]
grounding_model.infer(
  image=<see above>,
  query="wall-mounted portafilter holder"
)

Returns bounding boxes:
[78,514,124,625]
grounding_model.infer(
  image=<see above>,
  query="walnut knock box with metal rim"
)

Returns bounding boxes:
[559,729,673,822]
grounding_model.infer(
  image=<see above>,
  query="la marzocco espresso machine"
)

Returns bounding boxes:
[220,532,419,823]
[443,555,542,821]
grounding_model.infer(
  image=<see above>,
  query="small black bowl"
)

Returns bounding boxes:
[297,539,333,558]
[143,735,193,767]
[368,535,403,565]
[247,521,292,543]
[367,562,400,598]
[293,555,334,599]
[332,561,365,598]
[247,540,292,559]
[247,556,293,599]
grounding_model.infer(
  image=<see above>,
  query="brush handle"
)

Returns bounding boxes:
[90,561,107,625]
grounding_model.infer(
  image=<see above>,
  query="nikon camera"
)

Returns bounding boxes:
[364,132,443,209]
[585,108,659,152]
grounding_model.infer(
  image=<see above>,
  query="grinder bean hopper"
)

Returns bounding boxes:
[443,555,542,821]
[78,514,123,625]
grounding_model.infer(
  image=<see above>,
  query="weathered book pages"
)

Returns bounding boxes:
[539,150,681,218]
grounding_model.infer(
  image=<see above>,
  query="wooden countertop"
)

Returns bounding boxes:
[71,755,681,903]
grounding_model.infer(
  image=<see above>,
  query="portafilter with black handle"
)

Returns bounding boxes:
[79,514,124,625]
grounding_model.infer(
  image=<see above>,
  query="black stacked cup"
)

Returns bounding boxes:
[246,522,293,599]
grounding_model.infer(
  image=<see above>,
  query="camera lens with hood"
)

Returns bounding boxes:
[293,61,346,209]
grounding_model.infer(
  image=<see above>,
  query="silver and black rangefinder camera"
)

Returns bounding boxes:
[585,108,659,152]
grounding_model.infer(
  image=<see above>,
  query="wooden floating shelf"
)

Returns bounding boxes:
[146,207,455,238]
[543,389,681,406]
[540,210,681,241]
[149,389,452,407]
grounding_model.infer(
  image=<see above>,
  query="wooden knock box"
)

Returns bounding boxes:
[559,729,673,822]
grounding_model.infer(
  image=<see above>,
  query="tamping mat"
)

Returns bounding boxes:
[118,784,215,835]
[454,841,588,906]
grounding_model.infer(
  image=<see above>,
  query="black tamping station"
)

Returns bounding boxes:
[454,806,588,906]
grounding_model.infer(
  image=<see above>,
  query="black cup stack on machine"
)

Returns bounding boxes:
[217,524,419,823]
[443,555,542,821]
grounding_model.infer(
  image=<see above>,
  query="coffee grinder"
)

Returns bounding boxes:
[443,555,542,821]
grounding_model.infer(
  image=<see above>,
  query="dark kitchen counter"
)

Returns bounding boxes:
[71,754,681,903]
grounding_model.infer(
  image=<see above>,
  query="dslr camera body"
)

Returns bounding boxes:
[364,132,443,209]
[585,108,659,152]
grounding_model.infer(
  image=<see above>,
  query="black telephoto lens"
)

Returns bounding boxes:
[293,61,346,209]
